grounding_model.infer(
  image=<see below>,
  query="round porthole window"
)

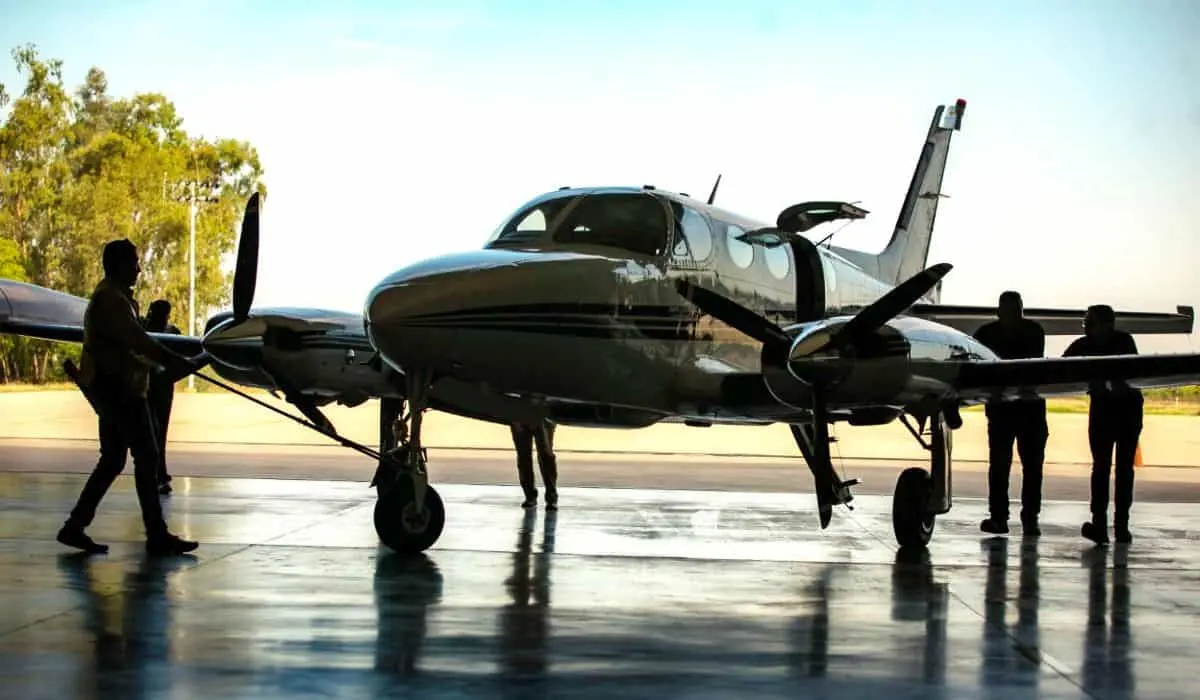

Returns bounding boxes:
[726,225,753,269]
[764,244,789,280]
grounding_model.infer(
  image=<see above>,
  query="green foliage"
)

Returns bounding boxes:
[0,43,265,382]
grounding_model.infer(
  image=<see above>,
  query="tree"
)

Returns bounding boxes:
[0,43,266,382]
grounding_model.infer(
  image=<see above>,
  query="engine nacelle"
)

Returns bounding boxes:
[761,320,913,410]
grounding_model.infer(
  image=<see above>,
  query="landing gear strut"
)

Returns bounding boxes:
[790,389,859,529]
[893,408,955,549]
[372,370,446,554]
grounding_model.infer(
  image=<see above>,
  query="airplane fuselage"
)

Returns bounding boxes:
[363,187,999,427]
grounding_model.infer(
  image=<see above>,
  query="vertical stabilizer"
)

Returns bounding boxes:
[830,99,965,303]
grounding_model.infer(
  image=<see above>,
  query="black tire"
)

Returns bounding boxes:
[374,478,446,554]
[893,467,935,549]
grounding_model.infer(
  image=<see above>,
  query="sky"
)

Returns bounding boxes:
[2,0,1198,354]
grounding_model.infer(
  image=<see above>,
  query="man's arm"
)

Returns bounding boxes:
[1062,337,1086,357]
[1031,321,1045,358]
[92,292,183,368]
[1121,331,1139,355]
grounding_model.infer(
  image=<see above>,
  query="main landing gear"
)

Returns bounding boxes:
[371,370,446,554]
[792,395,957,551]
[892,406,956,549]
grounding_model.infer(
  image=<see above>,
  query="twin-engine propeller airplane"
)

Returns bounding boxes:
[3,97,1198,555]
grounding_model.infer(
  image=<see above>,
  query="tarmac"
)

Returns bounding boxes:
[1,390,1199,698]
[2,389,1199,466]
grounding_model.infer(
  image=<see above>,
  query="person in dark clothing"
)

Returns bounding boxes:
[1064,304,1143,545]
[511,419,558,509]
[142,299,182,495]
[57,239,201,556]
[973,291,1048,537]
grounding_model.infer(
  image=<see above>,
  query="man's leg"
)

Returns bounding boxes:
[534,421,558,509]
[157,389,174,488]
[58,411,128,554]
[1015,406,1048,535]
[1112,407,1142,543]
[982,410,1017,533]
[113,395,196,554]
[1083,408,1115,545]
[511,424,537,507]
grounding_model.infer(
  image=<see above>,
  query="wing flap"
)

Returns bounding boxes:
[909,303,1194,336]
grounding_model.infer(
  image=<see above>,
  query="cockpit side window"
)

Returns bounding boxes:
[670,204,714,265]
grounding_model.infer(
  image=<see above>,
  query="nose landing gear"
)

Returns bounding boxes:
[373,369,446,554]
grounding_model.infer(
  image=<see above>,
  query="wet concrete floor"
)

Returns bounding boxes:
[1,469,1198,698]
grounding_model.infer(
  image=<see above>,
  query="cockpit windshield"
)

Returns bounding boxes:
[486,191,669,258]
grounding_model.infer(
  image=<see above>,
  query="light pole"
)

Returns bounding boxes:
[187,180,196,390]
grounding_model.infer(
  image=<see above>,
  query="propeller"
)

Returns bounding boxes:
[231,191,261,323]
[675,262,952,371]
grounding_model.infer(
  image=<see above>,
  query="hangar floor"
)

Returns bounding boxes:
[1,452,1197,699]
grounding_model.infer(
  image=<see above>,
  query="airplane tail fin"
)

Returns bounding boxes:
[831,99,966,303]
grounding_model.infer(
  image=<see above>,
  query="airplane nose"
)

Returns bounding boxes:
[364,249,617,375]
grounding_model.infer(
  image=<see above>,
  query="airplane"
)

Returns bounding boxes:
[3,97,1199,556]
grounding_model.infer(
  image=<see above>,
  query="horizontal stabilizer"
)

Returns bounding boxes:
[910,303,1195,336]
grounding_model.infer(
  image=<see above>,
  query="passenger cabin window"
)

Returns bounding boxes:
[671,205,713,263]
[764,244,789,279]
[488,192,669,258]
[725,224,753,269]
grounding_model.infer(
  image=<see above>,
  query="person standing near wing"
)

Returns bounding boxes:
[973,291,1048,537]
[511,418,558,510]
[56,239,200,556]
[143,300,182,495]
[1064,304,1143,545]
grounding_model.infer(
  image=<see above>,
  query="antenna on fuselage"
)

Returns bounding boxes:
[706,174,722,205]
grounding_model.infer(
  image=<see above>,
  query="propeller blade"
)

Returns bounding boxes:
[232,192,261,323]
[675,279,789,349]
[821,262,952,353]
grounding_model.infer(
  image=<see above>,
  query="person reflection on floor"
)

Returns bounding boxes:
[1082,548,1135,696]
[57,551,196,699]
[498,507,556,680]
[373,552,444,678]
[979,537,1043,689]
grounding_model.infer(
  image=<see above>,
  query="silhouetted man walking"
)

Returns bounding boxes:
[973,291,1048,536]
[511,419,558,509]
[1064,304,1143,545]
[57,239,200,556]
[143,299,181,494]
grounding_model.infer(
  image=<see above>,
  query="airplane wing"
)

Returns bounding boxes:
[928,353,1200,402]
[0,279,203,355]
[909,303,1195,336]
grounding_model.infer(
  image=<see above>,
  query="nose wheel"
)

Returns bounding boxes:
[373,369,445,554]
[374,458,445,554]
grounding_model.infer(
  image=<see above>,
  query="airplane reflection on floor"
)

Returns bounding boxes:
[0,474,1189,698]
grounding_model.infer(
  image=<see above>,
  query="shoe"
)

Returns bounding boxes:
[158,482,172,495]
[57,526,108,554]
[521,497,537,509]
[980,518,1008,535]
[146,533,198,556]
[1115,527,1132,544]
[545,490,558,511]
[1022,519,1041,537]
[1081,521,1109,545]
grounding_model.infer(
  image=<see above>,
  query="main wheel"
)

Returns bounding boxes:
[893,467,935,549]
[374,477,446,554]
